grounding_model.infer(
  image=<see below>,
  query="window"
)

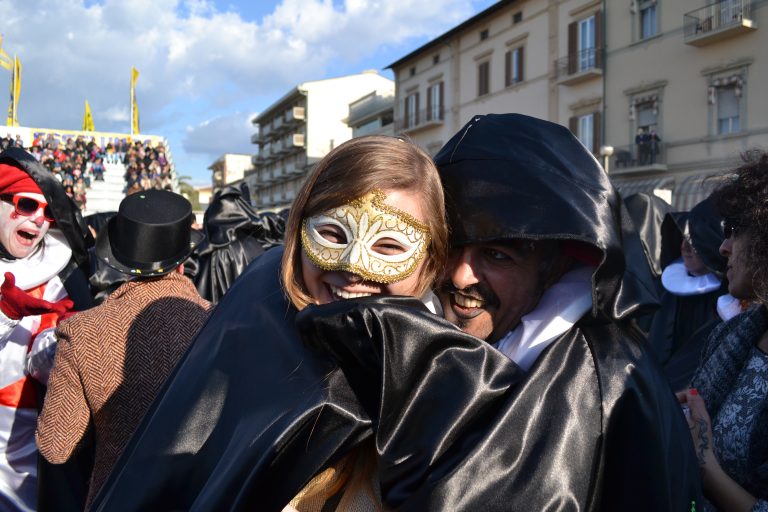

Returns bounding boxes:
[567,13,601,75]
[513,11,523,24]
[505,47,524,86]
[636,102,658,133]
[578,16,596,71]
[433,54,440,65]
[639,0,657,39]
[480,29,489,40]
[569,112,601,153]
[717,85,740,135]
[409,66,416,77]
[478,61,490,97]
[404,92,419,129]
[427,82,444,121]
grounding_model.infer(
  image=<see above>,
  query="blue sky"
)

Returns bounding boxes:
[0,0,497,185]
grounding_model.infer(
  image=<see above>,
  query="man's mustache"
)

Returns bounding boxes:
[439,282,499,307]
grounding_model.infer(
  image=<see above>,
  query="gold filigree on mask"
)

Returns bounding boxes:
[300,190,431,284]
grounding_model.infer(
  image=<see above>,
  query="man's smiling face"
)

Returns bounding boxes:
[438,240,562,342]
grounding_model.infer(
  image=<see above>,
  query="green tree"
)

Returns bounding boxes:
[177,175,201,210]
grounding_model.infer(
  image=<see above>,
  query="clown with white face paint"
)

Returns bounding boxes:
[0,150,82,512]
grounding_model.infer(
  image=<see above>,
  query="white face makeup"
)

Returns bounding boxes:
[0,192,51,259]
[300,190,431,284]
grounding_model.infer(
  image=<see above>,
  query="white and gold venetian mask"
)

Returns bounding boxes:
[300,190,431,284]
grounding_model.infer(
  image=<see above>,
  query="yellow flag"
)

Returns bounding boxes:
[130,67,140,134]
[0,36,12,71]
[83,100,95,131]
[6,55,20,127]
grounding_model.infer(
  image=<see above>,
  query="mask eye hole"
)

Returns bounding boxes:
[316,224,347,244]
[371,237,408,256]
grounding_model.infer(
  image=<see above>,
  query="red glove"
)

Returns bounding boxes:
[0,272,74,320]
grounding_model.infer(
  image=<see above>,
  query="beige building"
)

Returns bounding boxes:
[209,153,252,192]
[346,85,396,138]
[390,0,764,209]
[604,0,765,209]
[248,71,395,211]
[389,0,605,156]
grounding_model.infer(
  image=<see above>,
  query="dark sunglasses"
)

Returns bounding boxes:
[723,219,747,239]
[1,194,55,222]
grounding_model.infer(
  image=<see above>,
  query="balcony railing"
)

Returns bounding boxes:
[684,0,756,46]
[606,142,667,173]
[396,107,444,133]
[555,47,604,85]
[285,106,306,124]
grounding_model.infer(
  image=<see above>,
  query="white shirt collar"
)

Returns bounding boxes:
[493,265,594,371]
[717,294,746,322]
[661,258,721,296]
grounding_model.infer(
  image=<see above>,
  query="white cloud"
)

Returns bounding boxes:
[182,111,256,156]
[0,0,488,177]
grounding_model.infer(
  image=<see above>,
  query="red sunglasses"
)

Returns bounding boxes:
[1,194,55,223]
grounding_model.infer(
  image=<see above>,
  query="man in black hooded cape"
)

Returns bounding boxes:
[91,116,700,511]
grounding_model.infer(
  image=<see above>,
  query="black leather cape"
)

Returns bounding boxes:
[193,184,285,304]
[649,196,727,388]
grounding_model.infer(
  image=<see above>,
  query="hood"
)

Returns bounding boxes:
[434,113,658,322]
[203,183,265,247]
[660,195,726,276]
[624,192,671,278]
[0,147,92,273]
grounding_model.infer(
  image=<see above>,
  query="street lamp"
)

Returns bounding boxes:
[599,145,614,174]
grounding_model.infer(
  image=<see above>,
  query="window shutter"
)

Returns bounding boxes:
[426,86,433,121]
[569,116,578,135]
[568,22,577,74]
[404,96,410,128]
[415,92,420,126]
[518,46,525,82]
[595,12,603,68]
[439,82,444,120]
[505,51,511,87]
[592,111,602,154]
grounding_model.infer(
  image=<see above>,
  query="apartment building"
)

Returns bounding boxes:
[209,153,252,192]
[249,71,394,211]
[604,0,766,209]
[346,85,396,138]
[389,0,605,156]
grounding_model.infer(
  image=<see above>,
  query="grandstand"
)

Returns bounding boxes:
[0,126,178,216]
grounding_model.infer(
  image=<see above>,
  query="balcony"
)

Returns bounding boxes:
[285,106,306,125]
[348,92,395,127]
[250,131,264,144]
[555,47,604,86]
[684,0,756,46]
[396,107,444,134]
[605,142,668,175]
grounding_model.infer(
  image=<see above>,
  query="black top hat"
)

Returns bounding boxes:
[96,189,203,276]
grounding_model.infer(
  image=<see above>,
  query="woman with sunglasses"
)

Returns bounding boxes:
[0,147,91,512]
[680,150,768,511]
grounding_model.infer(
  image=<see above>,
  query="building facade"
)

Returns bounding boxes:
[604,0,765,209]
[346,84,395,138]
[389,0,765,209]
[209,153,252,192]
[249,71,395,211]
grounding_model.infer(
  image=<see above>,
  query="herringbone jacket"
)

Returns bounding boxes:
[35,272,212,509]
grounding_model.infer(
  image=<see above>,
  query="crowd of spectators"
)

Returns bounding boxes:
[0,134,174,211]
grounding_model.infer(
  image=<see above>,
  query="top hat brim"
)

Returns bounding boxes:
[95,217,204,277]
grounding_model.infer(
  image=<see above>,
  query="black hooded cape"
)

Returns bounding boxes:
[649,195,727,390]
[193,183,285,303]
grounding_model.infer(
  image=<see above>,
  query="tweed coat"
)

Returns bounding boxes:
[35,271,212,509]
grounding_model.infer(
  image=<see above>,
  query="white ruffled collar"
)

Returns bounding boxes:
[0,229,72,289]
[661,259,721,296]
[493,265,594,372]
[717,294,748,322]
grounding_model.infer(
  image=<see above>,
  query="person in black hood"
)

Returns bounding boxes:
[648,195,728,391]
[193,183,285,303]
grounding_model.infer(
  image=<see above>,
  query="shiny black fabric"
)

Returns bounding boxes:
[297,298,702,511]
[434,114,658,323]
[659,195,726,276]
[194,184,285,303]
[92,248,372,511]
